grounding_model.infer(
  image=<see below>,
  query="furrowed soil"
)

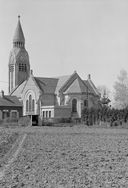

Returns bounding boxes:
[0,129,19,161]
[1,126,128,187]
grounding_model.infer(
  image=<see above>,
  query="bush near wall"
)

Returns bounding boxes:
[18,116,31,127]
[0,119,3,125]
[42,117,72,126]
[0,117,18,127]
[81,106,128,127]
[4,117,18,123]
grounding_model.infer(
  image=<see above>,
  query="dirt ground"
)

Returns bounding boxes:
[0,126,128,188]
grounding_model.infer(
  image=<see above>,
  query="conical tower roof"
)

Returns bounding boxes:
[13,16,25,43]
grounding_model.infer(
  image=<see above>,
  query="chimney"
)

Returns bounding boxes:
[0,90,4,98]
[88,74,91,80]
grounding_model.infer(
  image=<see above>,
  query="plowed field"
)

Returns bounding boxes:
[1,126,128,188]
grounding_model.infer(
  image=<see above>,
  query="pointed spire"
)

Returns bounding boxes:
[13,15,25,46]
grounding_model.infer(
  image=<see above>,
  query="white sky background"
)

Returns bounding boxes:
[0,0,128,95]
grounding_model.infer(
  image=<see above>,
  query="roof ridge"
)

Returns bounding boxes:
[54,74,71,78]
[59,72,77,92]
[35,76,58,80]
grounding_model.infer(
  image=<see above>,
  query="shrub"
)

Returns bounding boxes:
[58,118,72,123]
[0,117,18,127]
[0,119,3,125]
[110,120,119,127]
[81,106,128,127]
[18,116,31,127]
[41,118,72,126]
[4,117,18,123]
[42,119,54,126]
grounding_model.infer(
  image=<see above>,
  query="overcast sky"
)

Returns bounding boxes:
[0,0,128,94]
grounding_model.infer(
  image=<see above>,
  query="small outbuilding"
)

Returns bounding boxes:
[0,90,22,120]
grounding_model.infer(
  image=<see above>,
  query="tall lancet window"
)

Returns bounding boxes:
[26,95,35,113]
[29,95,32,112]
[32,99,35,112]
[26,100,28,112]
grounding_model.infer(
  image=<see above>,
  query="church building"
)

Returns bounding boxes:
[9,16,100,125]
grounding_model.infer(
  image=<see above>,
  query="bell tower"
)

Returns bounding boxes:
[8,16,30,93]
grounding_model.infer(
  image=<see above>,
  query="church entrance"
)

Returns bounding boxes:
[32,115,38,126]
[71,98,79,119]
[72,99,77,113]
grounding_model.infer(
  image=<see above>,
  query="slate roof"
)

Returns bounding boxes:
[10,80,27,96]
[34,77,58,94]
[84,80,100,96]
[84,80,96,94]
[11,72,99,97]
[34,74,98,96]
[0,96,22,107]
[55,75,71,94]
[64,78,88,94]
[34,75,72,94]
[13,16,25,43]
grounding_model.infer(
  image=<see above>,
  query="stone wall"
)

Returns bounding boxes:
[54,106,71,118]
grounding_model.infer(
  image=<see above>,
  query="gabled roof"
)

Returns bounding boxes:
[64,78,88,94]
[58,71,77,93]
[58,71,92,94]
[0,96,22,107]
[55,75,71,94]
[10,80,27,96]
[34,75,71,94]
[10,71,99,97]
[34,77,58,94]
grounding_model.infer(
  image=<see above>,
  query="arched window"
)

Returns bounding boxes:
[84,100,88,107]
[29,95,32,112]
[72,99,77,113]
[32,99,35,112]
[26,94,36,113]
[26,100,28,112]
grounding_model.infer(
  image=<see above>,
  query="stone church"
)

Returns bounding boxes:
[9,16,100,124]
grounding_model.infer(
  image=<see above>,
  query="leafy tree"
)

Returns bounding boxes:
[81,105,128,127]
[114,69,128,109]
